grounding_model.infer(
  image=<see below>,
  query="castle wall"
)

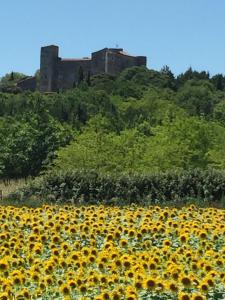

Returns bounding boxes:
[136,56,147,66]
[106,52,147,76]
[17,76,36,91]
[40,45,59,92]
[57,59,91,90]
[39,45,147,92]
[91,49,107,75]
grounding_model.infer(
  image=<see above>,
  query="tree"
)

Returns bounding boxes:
[176,67,210,88]
[211,74,225,91]
[90,73,115,93]
[34,69,40,90]
[213,100,225,124]
[144,117,223,171]
[176,80,216,117]
[160,65,176,90]
[0,113,74,179]
[10,72,14,81]
[0,72,27,92]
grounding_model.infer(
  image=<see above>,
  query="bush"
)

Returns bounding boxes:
[7,169,225,205]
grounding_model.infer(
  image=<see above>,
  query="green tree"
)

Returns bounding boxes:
[160,65,176,90]
[144,117,216,171]
[211,74,225,91]
[52,120,148,175]
[0,72,27,93]
[176,80,216,117]
[213,100,225,124]
[176,67,210,88]
[0,113,74,179]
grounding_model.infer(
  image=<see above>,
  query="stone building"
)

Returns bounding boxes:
[17,76,36,92]
[40,45,147,92]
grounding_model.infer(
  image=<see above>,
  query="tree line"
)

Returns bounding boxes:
[1,66,225,180]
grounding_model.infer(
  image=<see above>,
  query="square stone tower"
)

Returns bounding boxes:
[40,45,59,92]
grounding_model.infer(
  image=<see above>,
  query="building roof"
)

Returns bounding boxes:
[17,76,35,84]
[119,50,135,57]
[60,58,91,62]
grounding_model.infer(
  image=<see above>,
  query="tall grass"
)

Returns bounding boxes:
[0,179,27,198]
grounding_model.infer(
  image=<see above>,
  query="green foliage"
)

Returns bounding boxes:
[176,80,216,116]
[113,66,176,98]
[90,73,115,93]
[1,66,225,182]
[176,67,210,88]
[145,117,224,171]
[52,116,225,174]
[213,99,225,124]
[52,125,146,174]
[0,112,74,179]
[8,169,225,205]
[0,72,27,93]
[34,69,40,90]
[211,74,225,91]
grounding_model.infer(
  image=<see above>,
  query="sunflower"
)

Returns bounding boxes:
[191,293,206,300]
[205,277,214,287]
[112,291,120,300]
[128,229,135,237]
[180,275,192,287]
[52,235,61,243]
[167,281,179,293]
[119,239,128,247]
[30,271,40,282]
[123,260,131,269]
[178,292,191,300]
[149,261,157,270]
[114,259,122,267]
[144,277,156,290]
[101,291,111,300]
[16,289,30,299]
[134,280,143,290]
[60,283,71,295]
[79,285,87,293]
[45,275,54,285]
[198,281,209,293]
[100,275,108,284]
[88,255,95,263]
[39,281,46,291]
[82,247,90,256]
[0,259,9,271]
[198,231,207,239]
[0,292,9,300]
[126,296,137,300]
[70,251,80,262]
[44,262,55,274]
[163,239,171,247]
[12,275,22,285]
[52,248,60,256]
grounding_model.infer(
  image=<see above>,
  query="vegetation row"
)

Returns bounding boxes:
[6,169,225,206]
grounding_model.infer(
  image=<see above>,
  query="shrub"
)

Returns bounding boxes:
[7,169,225,206]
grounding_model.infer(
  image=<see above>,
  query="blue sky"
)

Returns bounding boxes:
[0,0,225,78]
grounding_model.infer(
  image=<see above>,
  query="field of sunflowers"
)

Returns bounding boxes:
[0,204,224,300]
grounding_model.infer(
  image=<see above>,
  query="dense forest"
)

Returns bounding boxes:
[1,66,225,181]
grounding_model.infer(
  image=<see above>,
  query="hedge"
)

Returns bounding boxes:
[6,169,225,206]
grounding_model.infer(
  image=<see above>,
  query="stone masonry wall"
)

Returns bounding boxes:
[39,45,147,92]
[57,59,91,90]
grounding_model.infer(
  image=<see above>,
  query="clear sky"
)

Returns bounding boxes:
[0,0,225,78]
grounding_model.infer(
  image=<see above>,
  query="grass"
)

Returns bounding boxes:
[0,179,27,198]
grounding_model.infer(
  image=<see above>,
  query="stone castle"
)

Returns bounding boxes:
[17,45,147,92]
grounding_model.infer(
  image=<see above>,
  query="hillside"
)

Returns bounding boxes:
[1,66,225,179]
